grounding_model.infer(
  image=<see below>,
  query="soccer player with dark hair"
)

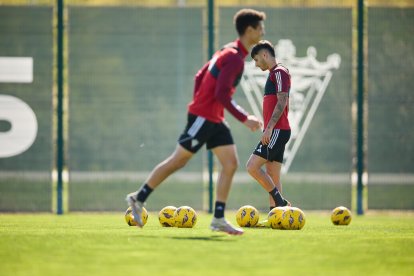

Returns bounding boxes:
[126,9,266,235]
[246,40,291,213]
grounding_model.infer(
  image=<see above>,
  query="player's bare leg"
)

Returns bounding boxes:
[266,161,290,206]
[266,161,282,192]
[212,145,239,203]
[246,154,289,207]
[126,144,193,228]
[255,161,290,228]
[266,161,282,207]
[255,162,282,227]
[145,144,193,189]
[246,154,275,191]
[209,145,243,235]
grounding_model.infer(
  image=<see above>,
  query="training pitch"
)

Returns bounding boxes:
[0,212,413,276]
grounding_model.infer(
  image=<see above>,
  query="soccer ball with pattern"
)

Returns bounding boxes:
[236,205,259,227]
[174,206,197,228]
[268,206,288,229]
[158,206,177,227]
[331,206,352,225]
[280,206,306,230]
[125,206,148,227]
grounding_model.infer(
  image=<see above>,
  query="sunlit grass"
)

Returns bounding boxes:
[0,212,413,276]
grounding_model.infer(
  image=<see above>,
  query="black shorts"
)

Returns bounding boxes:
[178,113,234,153]
[252,129,291,163]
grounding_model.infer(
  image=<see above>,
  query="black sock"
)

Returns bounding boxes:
[136,183,153,202]
[269,187,285,207]
[270,206,276,211]
[214,201,226,219]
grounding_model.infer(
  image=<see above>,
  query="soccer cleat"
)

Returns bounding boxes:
[210,217,244,235]
[125,192,145,228]
[282,199,291,207]
[255,219,270,228]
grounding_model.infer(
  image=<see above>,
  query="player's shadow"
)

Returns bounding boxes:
[169,235,235,242]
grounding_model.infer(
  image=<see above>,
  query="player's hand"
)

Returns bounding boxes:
[243,115,262,132]
[261,127,273,145]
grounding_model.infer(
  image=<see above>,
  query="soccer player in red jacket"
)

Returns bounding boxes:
[126,9,265,235]
[246,40,291,213]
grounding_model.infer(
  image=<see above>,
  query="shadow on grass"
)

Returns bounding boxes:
[125,233,235,242]
[169,235,235,241]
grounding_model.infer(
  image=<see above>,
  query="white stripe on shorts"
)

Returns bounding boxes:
[187,116,205,137]
[268,129,280,149]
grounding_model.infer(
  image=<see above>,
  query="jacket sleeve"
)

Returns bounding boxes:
[214,54,248,122]
[274,69,291,93]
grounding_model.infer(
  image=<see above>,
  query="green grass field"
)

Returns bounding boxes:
[1,212,413,276]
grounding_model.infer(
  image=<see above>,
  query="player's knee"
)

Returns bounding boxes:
[168,154,190,171]
[246,160,258,176]
[223,159,239,173]
[174,157,189,170]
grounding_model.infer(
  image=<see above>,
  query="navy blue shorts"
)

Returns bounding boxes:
[178,113,234,153]
[252,129,291,163]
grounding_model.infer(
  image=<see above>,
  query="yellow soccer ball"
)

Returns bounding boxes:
[174,206,197,228]
[125,206,148,227]
[236,205,260,227]
[280,206,306,230]
[158,206,177,227]
[331,206,352,225]
[268,206,288,229]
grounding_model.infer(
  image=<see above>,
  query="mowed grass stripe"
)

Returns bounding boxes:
[0,212,413,276]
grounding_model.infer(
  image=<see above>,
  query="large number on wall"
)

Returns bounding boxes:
[0,57,37,158]
[0,95,38,158]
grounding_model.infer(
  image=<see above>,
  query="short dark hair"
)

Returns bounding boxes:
[233,9,266,36]
[251,40,275,59]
